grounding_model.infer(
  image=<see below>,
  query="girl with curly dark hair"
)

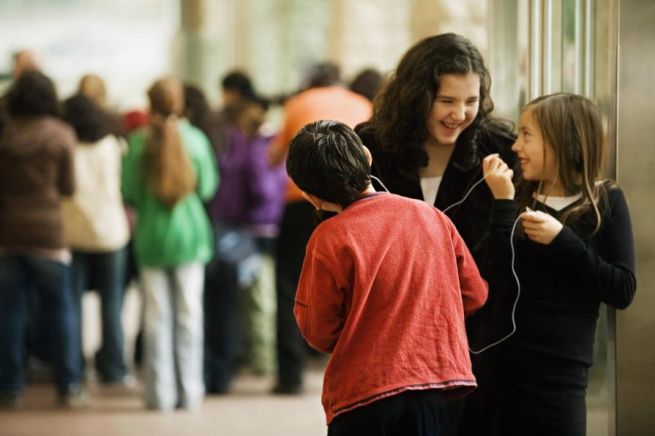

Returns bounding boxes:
[357,33,515,244]
[355,33,517,435]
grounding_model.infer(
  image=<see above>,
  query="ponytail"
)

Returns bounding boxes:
[143,113,196,207]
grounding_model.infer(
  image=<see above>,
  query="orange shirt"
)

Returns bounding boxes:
[268,86,372,202]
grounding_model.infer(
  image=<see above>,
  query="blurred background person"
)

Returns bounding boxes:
[76,74,125,137]
[218,70,256,131]
[0,49,55,383]
[192,84,287,393]
[11,50,41,78]
[349,67,384,103]
[119,105,151,370]
[77,73,107,107]
[61,93,132,387]
[220,71,256,111]
[183,83,224,149]
[267,61,372,395]
[0,70,85,408]
[0,50,42,138]
[121,77,218,411]
[232,95,286,378]
[183,83,240,394]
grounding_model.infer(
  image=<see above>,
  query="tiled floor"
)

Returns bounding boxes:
[0,368,611,436]
[0,287,327,436]
[0,288,611,436]
[0,369,327,436]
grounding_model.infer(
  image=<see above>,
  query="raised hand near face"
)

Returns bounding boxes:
[483,154,515,200]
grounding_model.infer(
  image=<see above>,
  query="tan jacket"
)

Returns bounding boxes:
[62,135,129,251]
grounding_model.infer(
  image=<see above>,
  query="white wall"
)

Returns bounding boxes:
[0,0,179,111]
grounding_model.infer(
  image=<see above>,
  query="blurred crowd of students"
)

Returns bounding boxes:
[0,49,381,410]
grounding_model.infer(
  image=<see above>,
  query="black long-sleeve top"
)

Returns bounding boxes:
[482,186,636,389]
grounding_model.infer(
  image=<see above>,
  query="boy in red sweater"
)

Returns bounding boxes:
[286,120,488,435]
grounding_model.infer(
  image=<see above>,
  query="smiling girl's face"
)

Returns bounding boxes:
[512,107,561,192]
[426,73,480,147]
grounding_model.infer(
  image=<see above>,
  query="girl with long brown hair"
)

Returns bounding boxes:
[482,93,636,434]
[122,77,218,411]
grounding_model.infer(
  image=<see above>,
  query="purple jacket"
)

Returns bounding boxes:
[208,126,286,230]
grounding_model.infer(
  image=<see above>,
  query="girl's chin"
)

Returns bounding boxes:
[435,133,459,146]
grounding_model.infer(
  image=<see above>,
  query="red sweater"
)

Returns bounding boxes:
[294,193,488,424]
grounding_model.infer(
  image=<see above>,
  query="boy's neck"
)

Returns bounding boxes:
[363,183,376,195]
[328,184,377,214]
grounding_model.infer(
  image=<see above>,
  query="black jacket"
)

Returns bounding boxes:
[356,121,516,258]
[483,188,636,382]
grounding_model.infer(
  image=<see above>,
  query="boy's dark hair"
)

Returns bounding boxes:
[287,120,371,208]
[6,70,59,118]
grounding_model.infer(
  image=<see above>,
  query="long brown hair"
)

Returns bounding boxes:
[143,78,196,208]
[516,93,609,234]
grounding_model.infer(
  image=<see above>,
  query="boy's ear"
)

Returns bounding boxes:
[362,145,373,167]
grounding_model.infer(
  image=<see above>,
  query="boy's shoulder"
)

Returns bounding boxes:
[377,192,441,213]
[331,193,443,226]
[334,192,427,211]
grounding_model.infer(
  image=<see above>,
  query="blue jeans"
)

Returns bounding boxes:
[0,254,81,394]
[71,247,128,382]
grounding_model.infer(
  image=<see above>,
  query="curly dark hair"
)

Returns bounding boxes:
[62,94,113,143]
[367,33,507,175]
[6,70,59,118]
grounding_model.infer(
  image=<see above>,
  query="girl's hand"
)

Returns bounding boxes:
[483,154,515,199]
[520,210,564,245]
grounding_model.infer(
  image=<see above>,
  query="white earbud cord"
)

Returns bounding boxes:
[372,173,522,353]
[469,214,521,354]
[442,174,489,214]
[370,175,390,193]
